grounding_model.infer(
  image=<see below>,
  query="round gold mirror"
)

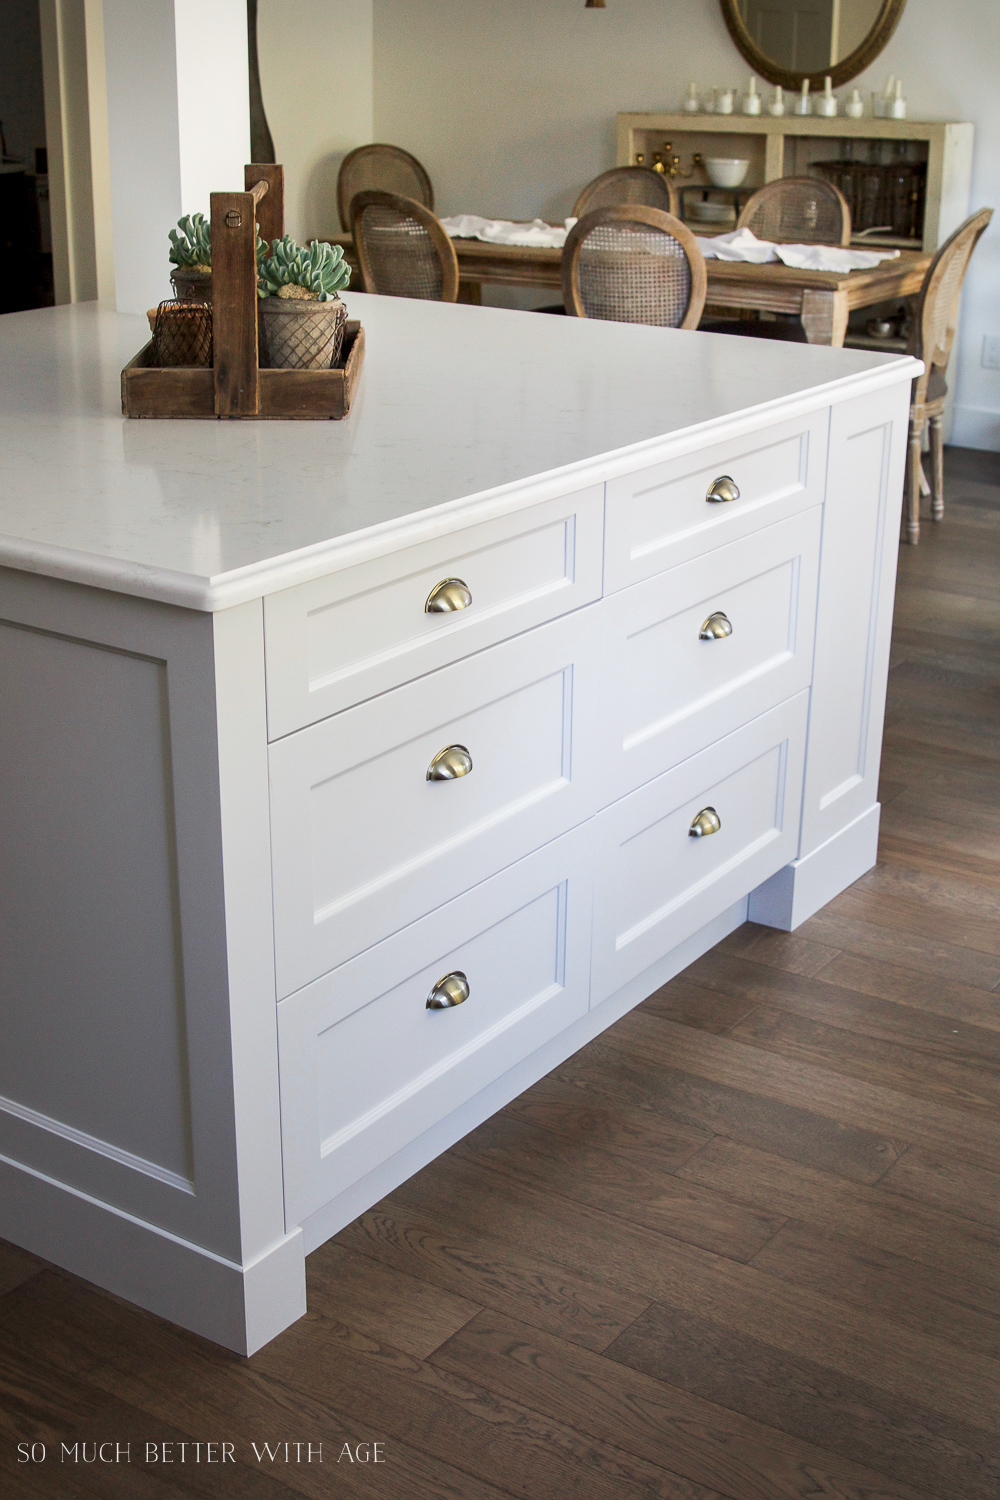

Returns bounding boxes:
[720,0,906,90]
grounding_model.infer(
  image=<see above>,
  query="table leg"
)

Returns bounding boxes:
[800,288,849,346]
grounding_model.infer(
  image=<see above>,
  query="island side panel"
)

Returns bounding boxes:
[749,381,908,930]
[0,569,297,1353]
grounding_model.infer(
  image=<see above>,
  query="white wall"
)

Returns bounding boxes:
[257,0,373,242]
[368,0,999,450]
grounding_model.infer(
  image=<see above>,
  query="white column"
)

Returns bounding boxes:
[102,0,250,314]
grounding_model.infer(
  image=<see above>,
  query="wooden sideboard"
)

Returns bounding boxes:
[0,295,918,1354]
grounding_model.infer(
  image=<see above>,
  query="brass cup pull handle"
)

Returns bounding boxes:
[689,806,722,838]
[427,970,470,1010]
[706,475,740,504]
[425,577,472,613]
[426,744,473,781]
[699,611,733,640]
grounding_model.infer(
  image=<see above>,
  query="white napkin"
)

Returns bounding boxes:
[696,227,900,271]
[440,214,576,249]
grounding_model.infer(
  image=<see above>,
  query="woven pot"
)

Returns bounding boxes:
[258,295,347,370]
[170,266,212,304]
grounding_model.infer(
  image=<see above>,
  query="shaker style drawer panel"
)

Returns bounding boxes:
[591,693,808,1007]
[604,409,828,592]
[277,823,594,1224]
[264,485,604,738]
[269,608,602,997]
[601,508,820,800]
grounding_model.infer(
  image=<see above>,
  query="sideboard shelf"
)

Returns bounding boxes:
[617,113,974,252]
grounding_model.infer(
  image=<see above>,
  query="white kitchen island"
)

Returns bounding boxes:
[0,294,918,1354]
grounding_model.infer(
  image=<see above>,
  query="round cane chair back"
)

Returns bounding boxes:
[909,207,993,406]
[737,177,851,245]
[572,167,680,221]
[350,190,459,303]
[337,144,433,232]
[562,205,707,329]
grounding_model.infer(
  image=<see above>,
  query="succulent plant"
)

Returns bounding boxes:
[257,235,350,301]
[168,213,212,271]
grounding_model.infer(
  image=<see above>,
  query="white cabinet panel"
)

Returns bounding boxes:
[604,409,828,591]
[601,508,820,799]
[270,607,602,996]
[277,823,594,1223]
[592,694,808,1006]
[798,386,907,857]
[264,486,604,738]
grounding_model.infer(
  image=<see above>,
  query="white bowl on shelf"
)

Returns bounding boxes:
[704,158,750,188]
[687,200,736,225]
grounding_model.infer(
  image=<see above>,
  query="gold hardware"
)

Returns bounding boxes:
[225,209,242,229]
[699,611,733,640]
[426,971,470,1010]
[425,577,472,613]
[426,744,473,781]
[706,475,740,504]
[689,807,722,838]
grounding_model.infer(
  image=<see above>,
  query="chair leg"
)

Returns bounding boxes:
[905,422,922,544]
[929,414,945,521]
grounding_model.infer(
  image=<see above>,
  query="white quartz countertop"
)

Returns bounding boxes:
[0,295,918,610]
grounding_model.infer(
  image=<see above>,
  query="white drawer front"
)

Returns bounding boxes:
[264,486,604,738]
[601,508,820,800]
[604,409,828,592]
[277,824,594,1224]
[270,608,602,996]
[592,693,808,1007]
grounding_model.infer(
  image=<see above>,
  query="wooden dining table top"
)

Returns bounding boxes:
[329,229,931,347]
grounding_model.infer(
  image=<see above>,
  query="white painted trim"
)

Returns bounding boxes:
[0,1150,305,1355]
[950,403,1000,452]
[0,1093,193,1195]
[0,359,920,612]
[299,898,747,1255]
[748,802,881,930]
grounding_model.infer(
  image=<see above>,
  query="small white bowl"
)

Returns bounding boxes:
[705,158,750,188]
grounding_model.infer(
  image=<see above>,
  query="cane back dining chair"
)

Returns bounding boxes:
[904,206,993,544]
[736,176,851,245]
[572,166,680,221]
[562,205,707,329]
[350,190,460,302]
[337,144,434,232]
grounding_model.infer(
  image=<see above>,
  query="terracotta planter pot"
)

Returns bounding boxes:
[170,267,212,304]
[258,296,347,370]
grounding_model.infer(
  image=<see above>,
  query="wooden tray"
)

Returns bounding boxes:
[121,163,364,421]
[122,321,365,420]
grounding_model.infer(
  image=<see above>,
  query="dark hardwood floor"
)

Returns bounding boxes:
[2,447,998,1498]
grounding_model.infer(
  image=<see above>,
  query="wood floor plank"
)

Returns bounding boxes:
[799,906,1000,991]
[0,1273,483,1500]
[825,885,1000,961]
[727,1005,1000,1119]
[681,947,1000,1065]
[305,1241,480,1359]
[429,1308,940,1500]
[878,797,1000,872]
[676,1136,1000,1291]
[617,1012,1000,1174]
[795,949,1000,1032]
[0,1237,45,1298]
[550,1029,905,1185]
[878,1146,1000,1232]
[749,1218,1000,1361]
[851,851,1000,923]
[890,582,1000,646]
[637,976,761,1034]
[503,1071,712,1169]
[876,830,1000,889]
[715,924,842,976]
[334,1201,653,1354]
[606,1300,998,1500]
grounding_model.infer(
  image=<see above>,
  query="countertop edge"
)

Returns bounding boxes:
[0,356,920,612]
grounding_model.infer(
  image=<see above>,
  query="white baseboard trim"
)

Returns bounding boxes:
[748,803,880,931]
[0,1152,305,1355]
[950,404,1000,452]
[300,897,748,1255]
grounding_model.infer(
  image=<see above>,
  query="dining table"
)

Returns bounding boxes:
[330,229,931,348]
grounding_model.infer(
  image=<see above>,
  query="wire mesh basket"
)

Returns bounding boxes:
[150,298,213,367]
[258,297,347,370]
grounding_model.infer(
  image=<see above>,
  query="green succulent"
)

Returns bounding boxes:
[168,213,212,270]
[257,235,350,301]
